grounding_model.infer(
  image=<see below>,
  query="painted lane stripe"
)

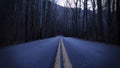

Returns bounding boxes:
[61,39,73,68]
[54,40,61,68]
[54,38,72,68]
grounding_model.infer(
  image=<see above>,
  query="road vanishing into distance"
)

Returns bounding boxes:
[0,36,120,68]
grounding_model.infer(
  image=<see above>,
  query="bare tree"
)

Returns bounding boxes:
[96,0,104,41]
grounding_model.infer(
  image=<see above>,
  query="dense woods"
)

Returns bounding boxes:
[0,0,120,47]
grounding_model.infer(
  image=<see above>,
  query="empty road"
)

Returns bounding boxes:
[0,36,120,68]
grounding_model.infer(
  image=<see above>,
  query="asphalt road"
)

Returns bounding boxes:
[63,37,120,68]
[0,36,120,68]
[0,36,60,68]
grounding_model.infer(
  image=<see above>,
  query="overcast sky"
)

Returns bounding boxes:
[50,0,94,10]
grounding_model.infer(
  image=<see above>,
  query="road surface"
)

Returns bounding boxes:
[0,36,60,68]
[0,36,120,68]
[63,37,120,68]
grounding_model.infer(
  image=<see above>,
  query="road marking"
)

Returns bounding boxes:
[61,39,73,68]
[54,40,61,68]
[54,38,72,68]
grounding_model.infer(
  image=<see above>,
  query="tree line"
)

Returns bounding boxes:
[0,0,120,47]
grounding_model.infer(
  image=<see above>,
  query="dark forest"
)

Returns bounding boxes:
[0,0,120,47]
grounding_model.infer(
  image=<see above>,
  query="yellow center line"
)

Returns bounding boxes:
[54,40,61,68]
[54,38,72,68]
[61,38,73,68]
